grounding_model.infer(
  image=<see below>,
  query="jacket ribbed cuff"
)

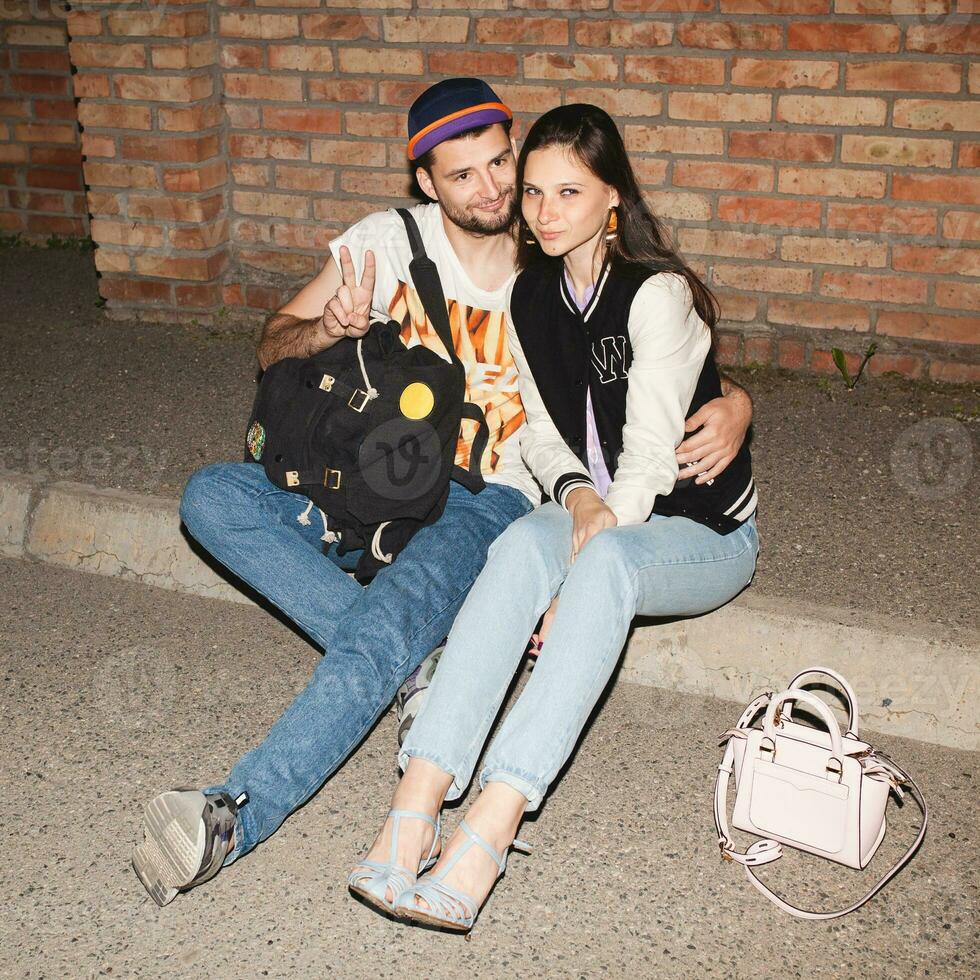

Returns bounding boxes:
[553,472,595,510]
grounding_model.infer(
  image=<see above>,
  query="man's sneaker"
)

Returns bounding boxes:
[132,788,246,907]
[395,644,444,747]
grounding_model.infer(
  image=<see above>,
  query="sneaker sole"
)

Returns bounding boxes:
[132,791,207,907]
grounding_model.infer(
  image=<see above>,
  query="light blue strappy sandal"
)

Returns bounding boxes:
[348,808,441,914]
[393,819,531,933]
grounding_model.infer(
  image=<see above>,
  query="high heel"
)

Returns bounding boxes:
[348,808,441,914]
[393,820,531,933]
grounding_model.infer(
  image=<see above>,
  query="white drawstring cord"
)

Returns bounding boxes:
[355,339,380,405]
[296,499,338,543]
[296,499,315,526]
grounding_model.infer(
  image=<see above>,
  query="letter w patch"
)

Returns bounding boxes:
[592,336,628,384]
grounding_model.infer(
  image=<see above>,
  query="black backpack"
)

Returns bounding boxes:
[244,208,488,582]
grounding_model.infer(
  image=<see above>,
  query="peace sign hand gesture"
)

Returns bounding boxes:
[322,245,376,340]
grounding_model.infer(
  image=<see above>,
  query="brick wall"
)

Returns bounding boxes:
[0,1,86,240]
[27,1,980,378]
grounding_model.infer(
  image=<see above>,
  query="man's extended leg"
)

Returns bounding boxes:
[212,480,531,861]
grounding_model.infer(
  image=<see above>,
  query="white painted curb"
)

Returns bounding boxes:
[3,471,977,750]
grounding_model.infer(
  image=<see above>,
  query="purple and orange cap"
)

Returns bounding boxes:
[407,77,512,162]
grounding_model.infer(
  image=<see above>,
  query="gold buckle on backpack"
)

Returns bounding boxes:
[348,389,370,413]
[286,471,299,487]
[319,374,335,392]
[323,468,342,490]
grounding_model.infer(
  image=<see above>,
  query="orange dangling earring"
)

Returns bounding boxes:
[604,207,619,243]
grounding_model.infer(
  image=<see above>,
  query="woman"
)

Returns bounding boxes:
[348,104,759,932]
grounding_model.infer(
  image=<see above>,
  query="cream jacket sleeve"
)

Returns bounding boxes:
[603,273,711,526]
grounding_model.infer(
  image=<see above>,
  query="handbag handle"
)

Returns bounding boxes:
[781,666,859,738]
[763,688,844,773]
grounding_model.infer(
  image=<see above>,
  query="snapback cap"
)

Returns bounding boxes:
[407,77,512,162]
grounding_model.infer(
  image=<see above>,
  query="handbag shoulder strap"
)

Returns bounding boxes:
[394,207,488,492]
[714,717,929,920]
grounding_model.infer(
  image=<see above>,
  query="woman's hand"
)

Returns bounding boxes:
[565,486,617,561]
[528,594,560,656]
[675,386,752,485]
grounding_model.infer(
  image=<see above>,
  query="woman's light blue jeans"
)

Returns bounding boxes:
[399,502,759,810]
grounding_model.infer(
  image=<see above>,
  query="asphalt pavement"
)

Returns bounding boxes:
[1,558,976,979]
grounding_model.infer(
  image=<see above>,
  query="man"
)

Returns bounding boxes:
[132,78,753,907]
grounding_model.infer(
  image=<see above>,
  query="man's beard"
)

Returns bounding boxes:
[440,186,518,236]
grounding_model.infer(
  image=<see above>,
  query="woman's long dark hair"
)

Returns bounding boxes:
[515,104,720,330]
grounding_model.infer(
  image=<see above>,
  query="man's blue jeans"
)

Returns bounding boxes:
[178,462,532,862]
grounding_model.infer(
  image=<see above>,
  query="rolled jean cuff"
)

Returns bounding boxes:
[478,766,542,812]
[397,748,469,804]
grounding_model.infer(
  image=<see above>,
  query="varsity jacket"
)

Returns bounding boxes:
[506,259,757,534]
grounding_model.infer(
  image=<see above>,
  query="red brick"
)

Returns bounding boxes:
[219,13,299,39]
[68,41,146,69]
[121,134,221,163]
[906,24,980,55]
[569,88,660,118]
[626,56,724,86]
[134,253,228,282]
[311,139,386,166]
[378,81,430,106]
[10,74,69,97]
[26,168,83,192]
[340,47,424,74]
[340,170,414,198]
[743,335,773,365]
[15,50,71,71]
[674,160,773,191]
[615,0,712,9]
[274,165,336,191]
[66,11,102,36]
[769,298,869,331]
[893,174,980,207]
[107,11,209,38]
[526,52,618,82]
[301,14,381,40]
[0,145,28,164]
[169,219,230,251]
[677,20,780,49]
[35,101,79,122]
[811,348,862,377]
[893,244,979,277]
[776,95,886,127]
[731,58,837,89]
[221,44,264,69]
[266,46,334,72]
[384,15,470,43]
[81,133,116,158]
[239,249,316,277]
[86,192,120,217]
[877,311,978,344]
[943,211,980,243]
[128,193,224,223]
[928,360,980,383]
[231,134,309,160]
[158,104,224,132]
[263,107,341,135]
[842,135,953,169]
[162,159,227,192]
[272,223,338,250]
[678,227,776,259]
[782,235,887,267]
[575,19,672,47]
[892,100,980,132]
[26,214,85,237]
[116,74,213,103]
[13,123,78,145]
[72,75,110,99]
[4,25,66,46]
[430,50,518,77]
[151,40,218,71]
[100,277,173,304]
[473,16,564,44]
[83,161,158,189]
[90,218,164,248]
[867,354,924,380]
[958,143,980,169]
[935,280,980,312]
[668,92,771,122]
[245,284,286,311]
[313,198,387,224]
[827,203,937,237]
[233,190,310,219]
[820,272,928,306]
[718,195,820,228]
[222,283,245,307]
[626,125,720,154]
[713,263,813,293]
[788,22,899,52]
[777,338,807,370]
[307,79,375,103]
[176,283,223,308]
[713,331,742,366]
[225,73,304,100]
[720,0,829,9]
[227,105,261,130]
[845,60,960,94]
[778,167,886,199]
[729,131,833,162]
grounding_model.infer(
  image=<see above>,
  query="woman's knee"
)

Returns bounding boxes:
[486,506,568,571]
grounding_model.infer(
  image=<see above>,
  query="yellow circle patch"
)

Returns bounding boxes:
[399,382,435,420]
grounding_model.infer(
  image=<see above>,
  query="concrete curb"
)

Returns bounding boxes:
[3,470,977,750]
